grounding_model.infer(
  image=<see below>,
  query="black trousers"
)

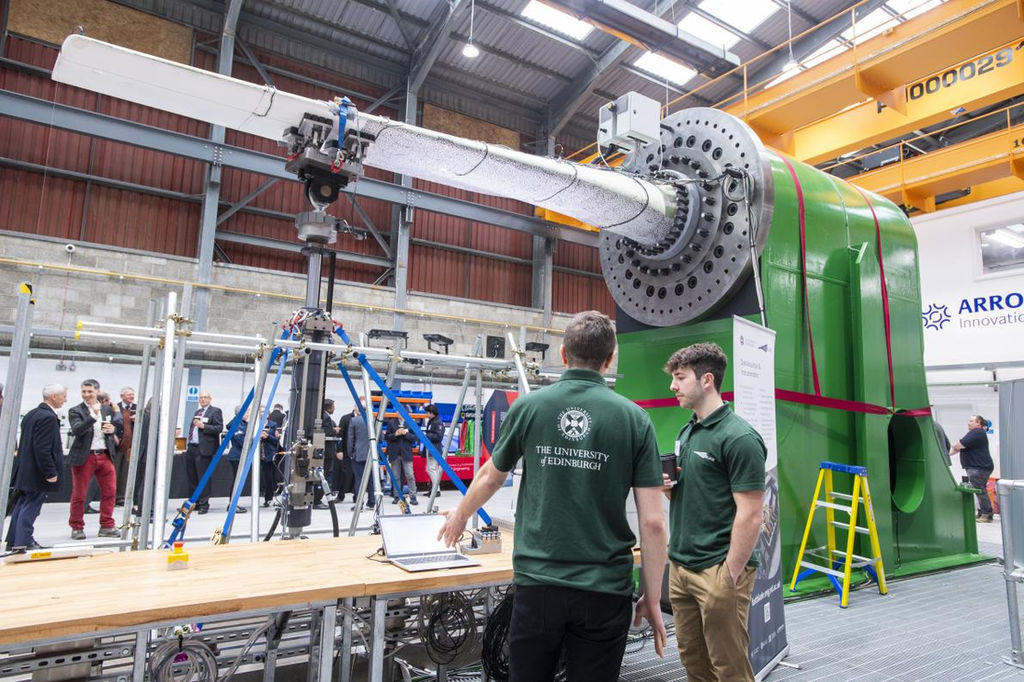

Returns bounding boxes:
[334,456,354,499]
[184,445,211,507]
[314,452,336,504]
[966,467,994,515]
[508,585,632,682]
[260,458,279,503]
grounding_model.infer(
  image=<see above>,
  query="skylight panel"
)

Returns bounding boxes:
[521,1,593,41]
[634,52,697,86]
[697,0,778,34]
[884,0,943,21]
[840,8,894,45]
[678,12,741,50]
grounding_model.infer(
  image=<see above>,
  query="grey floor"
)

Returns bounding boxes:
[13,491,1024,681]
[620,519,1024,681]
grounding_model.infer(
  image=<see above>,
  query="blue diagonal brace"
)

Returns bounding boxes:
[334,326,492,525]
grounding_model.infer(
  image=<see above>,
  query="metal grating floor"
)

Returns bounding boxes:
[621,522,1024,681]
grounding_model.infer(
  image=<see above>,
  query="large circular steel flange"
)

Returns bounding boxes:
[600,108,774,327]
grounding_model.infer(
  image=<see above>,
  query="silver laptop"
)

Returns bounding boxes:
[379,514,482,572]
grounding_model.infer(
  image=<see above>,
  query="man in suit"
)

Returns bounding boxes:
[185,389,223,514]
[114,386,137,506]
[384,416,418,505]
[335,406,355,502]
[313,399,338,509]
[67,379,122,539]
[348,403,374,510]
[5,384,67,550]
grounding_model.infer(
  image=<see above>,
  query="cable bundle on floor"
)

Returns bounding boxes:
[480,588,514,680]
[418,592,477,665]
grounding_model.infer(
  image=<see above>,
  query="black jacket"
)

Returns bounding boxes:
[424,415,444,453]
[13,403,64,492]
[322,410,338,458]
[187,405,224,457]
[67,402,121,467]
[337,413,353,457]
[384,418,417,460]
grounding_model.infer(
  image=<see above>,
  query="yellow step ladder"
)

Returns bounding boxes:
[790,461,887,607]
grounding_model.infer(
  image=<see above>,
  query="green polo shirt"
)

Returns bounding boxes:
[490,368,663,596]
[668,403,766,571]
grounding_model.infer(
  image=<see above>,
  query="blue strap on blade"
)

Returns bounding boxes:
[335,325,492,526]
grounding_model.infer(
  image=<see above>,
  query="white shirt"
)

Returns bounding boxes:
[88,404,106,451]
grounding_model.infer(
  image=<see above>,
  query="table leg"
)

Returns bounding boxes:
[317,602,337,682]
[370,597,386,682]
[340,598,353,682]
[133,629,148,681]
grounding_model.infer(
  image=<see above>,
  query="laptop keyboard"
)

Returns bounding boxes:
[398,552,469,565]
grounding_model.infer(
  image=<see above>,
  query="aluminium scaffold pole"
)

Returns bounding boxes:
[152,291,178,547]
[137,332,164,551]
[426,335,484,513]
[119,300,157,545]
[0,283,35,530]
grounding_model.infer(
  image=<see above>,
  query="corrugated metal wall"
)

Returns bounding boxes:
[0,27,612,316]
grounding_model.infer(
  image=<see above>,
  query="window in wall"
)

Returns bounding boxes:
[979,223,1024,273]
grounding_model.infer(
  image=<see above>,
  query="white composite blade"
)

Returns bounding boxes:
[50,35,677,245]
[52,34,332,140]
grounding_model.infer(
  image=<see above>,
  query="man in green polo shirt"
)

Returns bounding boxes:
[438,310,668,682]
[663,342,766,682]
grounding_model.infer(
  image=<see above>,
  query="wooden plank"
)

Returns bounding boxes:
[0,534,515,646]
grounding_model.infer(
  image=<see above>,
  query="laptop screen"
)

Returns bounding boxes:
[379,514,453,556]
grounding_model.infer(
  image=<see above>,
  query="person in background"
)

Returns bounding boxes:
[313,399,337,509]
[131,400,152,515]
[347,402,374,510]
[269,404,287,432]
[950,415,995,522]
[67,379,122,539]
[335,405,355,502]
[258,407,282,507]
[662,343,766,682]
[438,311,668,682]
[384,415,418,505]
[224,406,250,514]
[113,386,137,506]
[5,384,67,550]
[184,390,223,515]
[423,404,445,497]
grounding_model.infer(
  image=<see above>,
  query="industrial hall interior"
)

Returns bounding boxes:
[3,0,1024,680]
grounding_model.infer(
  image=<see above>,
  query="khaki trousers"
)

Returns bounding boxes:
[668,560,755,682]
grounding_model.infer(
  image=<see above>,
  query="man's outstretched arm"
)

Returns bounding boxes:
[438,459,508,547]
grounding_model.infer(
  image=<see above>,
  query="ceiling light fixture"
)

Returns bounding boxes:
[462,0,480,58]
[784,0,798,71]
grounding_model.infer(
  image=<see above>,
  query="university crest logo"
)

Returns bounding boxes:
[557,407,591,441]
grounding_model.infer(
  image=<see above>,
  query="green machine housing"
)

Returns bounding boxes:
[600,108,984,582]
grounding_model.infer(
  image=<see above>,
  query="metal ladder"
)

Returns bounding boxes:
[790,461,887,607]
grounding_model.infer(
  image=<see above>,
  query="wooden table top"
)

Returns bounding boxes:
[0,534,514,646]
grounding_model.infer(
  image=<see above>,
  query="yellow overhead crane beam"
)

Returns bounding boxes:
[791,38,1024,164]
[849,119,1024,212]
[936,176,1024,208]
[726,0,1024,153]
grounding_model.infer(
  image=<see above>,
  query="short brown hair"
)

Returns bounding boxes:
[664,343,728,392]
[562,311,616,371]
